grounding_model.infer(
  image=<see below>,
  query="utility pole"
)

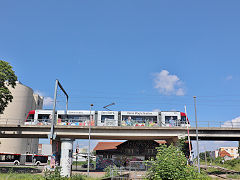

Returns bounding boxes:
[204,146,207,166]
[49,79,69,176]
[76,142,79,171]
[88,104,94,176]
[50,79,69,140]
[185,105,192,162]
[194,96,200,173]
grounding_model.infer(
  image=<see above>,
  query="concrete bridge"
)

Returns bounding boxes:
[0,125,239,141]
[1,124,240,177]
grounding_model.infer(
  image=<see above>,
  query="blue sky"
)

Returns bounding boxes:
[1,0,240,151]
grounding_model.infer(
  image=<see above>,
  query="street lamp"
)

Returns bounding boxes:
[87,104,94,176]
[193,96,200,173]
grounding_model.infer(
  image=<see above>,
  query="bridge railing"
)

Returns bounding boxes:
[0,118,25,125]
[0,118,239,128]
[190,120,240,128]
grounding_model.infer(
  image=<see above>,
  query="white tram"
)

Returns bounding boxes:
[25,110,189,127]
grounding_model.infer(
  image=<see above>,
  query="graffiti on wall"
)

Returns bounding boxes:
[96,155,145,170]
[96,156,115,170]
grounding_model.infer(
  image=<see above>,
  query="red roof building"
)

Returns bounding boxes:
[94,140,166,170]
[219,150,234,161]
[93,142,123,151]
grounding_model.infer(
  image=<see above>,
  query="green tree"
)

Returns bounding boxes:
[0,60,17,114]
[199,151,213,162]
[146,144,208,180]
[176,137,190,158]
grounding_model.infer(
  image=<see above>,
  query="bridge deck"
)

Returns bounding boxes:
[0,125,239,141]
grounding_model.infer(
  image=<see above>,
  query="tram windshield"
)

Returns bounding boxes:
[26,114,34,122]
[180,116,187,124]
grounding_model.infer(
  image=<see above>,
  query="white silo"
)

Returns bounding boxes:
[0,81,43,154]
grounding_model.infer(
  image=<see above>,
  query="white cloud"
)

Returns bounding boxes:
[221,116,240,128]
[225,75,233,81]
[153,70,185,96]
[43,97,54,107]
[34,90,54,107]
[152,109,161,112]
[34,90,44,97]
[176,88,185,96]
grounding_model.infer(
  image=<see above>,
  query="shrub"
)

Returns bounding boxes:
[44,166,64,180]
[104,165,119,178]
[225,158,240,167]
[71,174,86,180]
[146,144,209,180]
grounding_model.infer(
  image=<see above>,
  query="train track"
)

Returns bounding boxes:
[201,165,240,179]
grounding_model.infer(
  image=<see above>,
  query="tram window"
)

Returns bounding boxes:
[101,115,114,123]
[135,117,145,123]
[59,115,68,122]
[68,115,90,122]
[165,116,178,124]
[79,115,90,122]
[122,116,157,123]
[38,114,50,121]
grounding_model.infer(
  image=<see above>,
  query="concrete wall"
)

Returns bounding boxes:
[38,144,52,155]
[0,82,43,154]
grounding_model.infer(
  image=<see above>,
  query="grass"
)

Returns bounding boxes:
[226,174,240,179]
[213,162,240,172]
[0,173,99,180]
[72,161,87,166]
[72,161,96,166]
[205,167,222,174]
[0,173,44,180]
[201,160,240,180]
[201,160,240,172]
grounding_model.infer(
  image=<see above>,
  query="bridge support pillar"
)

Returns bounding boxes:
[50,139,61,168]
[166,137,179,146]
[60,138,73,177]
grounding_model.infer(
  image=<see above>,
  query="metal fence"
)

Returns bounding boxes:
[128,161,153,179]
[189,120,240,128]
[106,166,129,180]
[105,161,153,180]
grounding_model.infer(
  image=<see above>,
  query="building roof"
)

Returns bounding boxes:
[155,140,166,144]
[93,140,167,151]
[93,142,123,151]
[219,150,232,158]
[220,147,238,149]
